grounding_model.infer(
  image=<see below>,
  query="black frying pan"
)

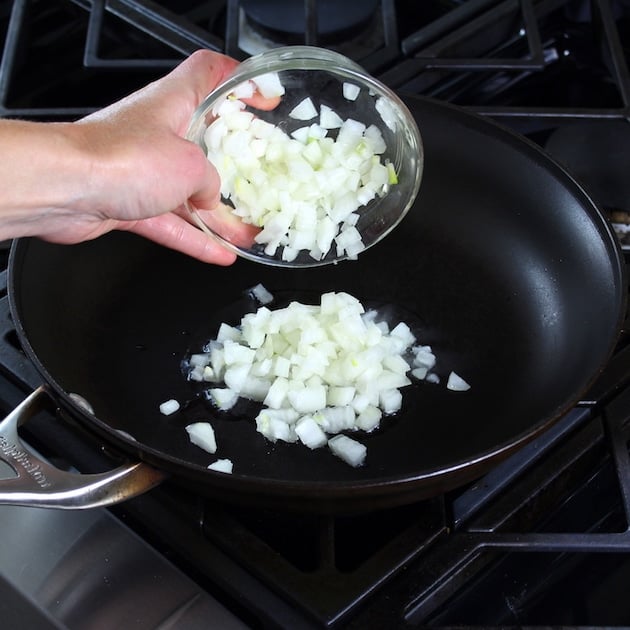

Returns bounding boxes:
[7,96,626,513]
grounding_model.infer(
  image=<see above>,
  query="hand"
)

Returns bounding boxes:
[0,50,241,265]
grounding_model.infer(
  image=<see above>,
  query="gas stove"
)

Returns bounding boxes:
[1,1,630,628]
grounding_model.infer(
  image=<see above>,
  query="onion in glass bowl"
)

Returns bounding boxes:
[185,45,424,268]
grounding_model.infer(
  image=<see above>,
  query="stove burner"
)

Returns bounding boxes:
[241,0,378,41]
[238,0,383,57]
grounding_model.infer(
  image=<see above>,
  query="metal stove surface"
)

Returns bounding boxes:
[1,1,630,628]
[0,501,249,629]
[0,269,249,629]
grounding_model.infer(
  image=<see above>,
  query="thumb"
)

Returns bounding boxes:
[188,155,222,212]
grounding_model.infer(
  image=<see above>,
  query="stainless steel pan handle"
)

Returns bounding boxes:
[0,386,166,509]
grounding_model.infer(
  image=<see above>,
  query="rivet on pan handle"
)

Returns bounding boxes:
[0,385,166,509]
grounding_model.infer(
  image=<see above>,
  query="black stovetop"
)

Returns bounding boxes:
[2,1,630,628]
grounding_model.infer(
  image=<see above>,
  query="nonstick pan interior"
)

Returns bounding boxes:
[8,96,625,509]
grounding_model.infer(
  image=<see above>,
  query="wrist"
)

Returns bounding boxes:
[0,119,94,240]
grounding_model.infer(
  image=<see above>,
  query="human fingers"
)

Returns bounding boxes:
[123,212,237,265]
[185,147,222,217]
[79,49,240,135]
[176,51,282,112]
[193,202,260,249]
[169,49,240,115]
[243,93,282,111]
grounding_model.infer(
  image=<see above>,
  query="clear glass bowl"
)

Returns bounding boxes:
[185,46,424,267]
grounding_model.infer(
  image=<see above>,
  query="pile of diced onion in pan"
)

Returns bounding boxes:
[160,287,469,473]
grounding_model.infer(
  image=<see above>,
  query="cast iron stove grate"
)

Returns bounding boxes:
[2,0,629,124]
[2,1,630,627]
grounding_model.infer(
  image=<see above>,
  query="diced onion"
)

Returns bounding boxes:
[250,73,285,98]
[375,97,397,132]
[342,82,360,101]
[185,422,217,454]
[356,405,381,432]
[328,434,366,467]
[447,371,471,391]
[204,81,399,262]
[319,104,344,129]
[411,366,428,380]
[248,283,274,305]
[159,399,180,416]
[379,388,403,415]
[256,409,298,443]
[185,292,471,468]
[208,387,239,411]
[231,81,255,100]
[208,458,233,473]
[295,416,328,449]
[289,97,318,120]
